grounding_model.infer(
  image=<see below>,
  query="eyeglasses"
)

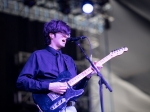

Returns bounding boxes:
[56,32,70,38]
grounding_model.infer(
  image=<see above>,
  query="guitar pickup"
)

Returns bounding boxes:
[50,98,66,110]
[47,92,60,101]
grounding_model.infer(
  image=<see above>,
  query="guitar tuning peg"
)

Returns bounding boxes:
[122,47,128,52]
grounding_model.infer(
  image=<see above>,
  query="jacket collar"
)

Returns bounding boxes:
[46,46,62,56]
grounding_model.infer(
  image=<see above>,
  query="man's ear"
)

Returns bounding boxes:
[49,33,54,39]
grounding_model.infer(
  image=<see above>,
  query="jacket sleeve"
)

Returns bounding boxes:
[16,52,49,92]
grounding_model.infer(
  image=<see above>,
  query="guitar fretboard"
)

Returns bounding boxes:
[67,47,128,86]
[68,54,112,86]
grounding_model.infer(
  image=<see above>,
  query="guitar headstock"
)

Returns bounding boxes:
[110,47,128,57]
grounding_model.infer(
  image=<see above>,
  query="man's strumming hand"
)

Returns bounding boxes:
[49,82,67,94]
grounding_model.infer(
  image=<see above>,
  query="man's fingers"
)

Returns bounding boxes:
[97,65,103,68]
[59,89,67,94]
[60,86,67,90]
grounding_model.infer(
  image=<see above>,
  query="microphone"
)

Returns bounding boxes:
[67,36,87,42]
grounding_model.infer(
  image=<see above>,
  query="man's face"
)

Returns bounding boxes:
[51,32,70,50]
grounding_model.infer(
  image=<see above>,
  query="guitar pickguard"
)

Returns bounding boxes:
[47,92,60,101]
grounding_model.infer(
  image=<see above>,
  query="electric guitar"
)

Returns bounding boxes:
[32,47,128,112]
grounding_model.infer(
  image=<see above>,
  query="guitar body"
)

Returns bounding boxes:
[32,71,84,112]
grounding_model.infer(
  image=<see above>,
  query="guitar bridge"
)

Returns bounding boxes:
[50,98,66,110]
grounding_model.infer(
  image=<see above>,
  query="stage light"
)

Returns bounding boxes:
[82,0,94,14]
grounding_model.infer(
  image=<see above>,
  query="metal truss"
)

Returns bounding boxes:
[14,91,35,105]
[0,0,105,35]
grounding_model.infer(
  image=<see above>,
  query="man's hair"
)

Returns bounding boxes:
[43,19,71,46]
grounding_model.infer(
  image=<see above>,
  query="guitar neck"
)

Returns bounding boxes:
[68,54,112,86]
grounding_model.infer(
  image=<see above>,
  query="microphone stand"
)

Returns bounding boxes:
[75,41,112,112]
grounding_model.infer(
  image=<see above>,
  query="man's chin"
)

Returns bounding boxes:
[60,45,65,48]
[62,44,66,47]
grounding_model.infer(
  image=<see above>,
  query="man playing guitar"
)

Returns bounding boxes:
[16,19,102,112]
